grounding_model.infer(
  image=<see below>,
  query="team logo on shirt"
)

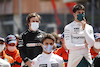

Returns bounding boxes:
[39,63,58,67]
[71,35,85,44]
[74,28,79,34]
[26,43,41,47]
[18,40,24,47]
[39,64,47,67]
[89,30,93,34]
[32,61,35,65]
[51,63,58,67]
[37,35,43,38]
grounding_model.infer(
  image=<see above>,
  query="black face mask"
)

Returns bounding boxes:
[77,14,85,21]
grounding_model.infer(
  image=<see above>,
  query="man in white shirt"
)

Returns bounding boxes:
[0,58,11,67]
[31,34,63,67]
[64,4,95,67]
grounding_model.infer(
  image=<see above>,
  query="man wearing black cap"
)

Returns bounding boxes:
[18,13,45,67]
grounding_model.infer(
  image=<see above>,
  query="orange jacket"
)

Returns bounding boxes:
[53,47,69,67]
[1,51,14,67]
[90,47,98,59]
[5,49,22,67]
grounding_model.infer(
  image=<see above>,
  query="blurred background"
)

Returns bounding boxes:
[0,0,100,37]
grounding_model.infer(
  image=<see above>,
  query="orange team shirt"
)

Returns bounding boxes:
[1,51,14,67]
[53,46,69,67]
[90,47,98,59]
[5,49,22,67]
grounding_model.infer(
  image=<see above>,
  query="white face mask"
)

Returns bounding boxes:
[94,42,100,49]
[43,44,53,53]
[7,46,16,52]
[0,44,5,53]
[30,22,39,31]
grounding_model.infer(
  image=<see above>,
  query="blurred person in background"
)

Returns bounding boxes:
[53,33,69,67]
[64,4,95,67]
[0,58,11,67]
[0,37,14,67]
[90,34,98,59]
[90,46,98,59]
[5,35,22,67]
[31,34,63,67]
[52,32,62,48]
[18,13,45,67]
[92,33,100,67]
[15,34,20,49]
[15,34,20,44]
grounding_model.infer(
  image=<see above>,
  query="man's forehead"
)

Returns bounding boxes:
[76,10,85,12]
[30,16,39,19]
[30,17,39,21]
[8,43,16,46]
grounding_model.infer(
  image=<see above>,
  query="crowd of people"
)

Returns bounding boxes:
[0,4,100,67]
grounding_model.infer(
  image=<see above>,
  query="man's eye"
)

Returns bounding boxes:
[45,43,48,45]
[32,21,35,22]
[50,43,53,45]
[36,21,39,22]
[78,12,81,14]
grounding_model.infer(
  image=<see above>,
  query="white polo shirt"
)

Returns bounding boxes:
[31,52,63,67]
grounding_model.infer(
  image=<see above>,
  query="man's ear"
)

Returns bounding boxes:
[53,43,57,49]
[41,44,45,49]
[27,23,30,27]
[73,13,76,17]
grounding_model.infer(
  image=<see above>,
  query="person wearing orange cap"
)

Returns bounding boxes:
[0,37,14,67]
[5,35,22,67]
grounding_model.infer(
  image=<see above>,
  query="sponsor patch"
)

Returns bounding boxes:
[32,61,35,65]
[74,28,79,33]
[89,30,93,34]
[39,64,47,67]
[65,36,70,40]
[18,40,23,45]
[71,35,85,44]
[37,35,43,38]
[51,63,58,67]
[26,43,41,47]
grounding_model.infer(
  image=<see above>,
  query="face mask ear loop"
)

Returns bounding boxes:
[42,44,46,51]
[41,44,44,48]
[0,44,5,53]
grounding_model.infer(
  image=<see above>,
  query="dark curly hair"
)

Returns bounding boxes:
[73,4,85,13]
[41,34,55,44]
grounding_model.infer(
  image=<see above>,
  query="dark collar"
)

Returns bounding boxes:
[28,29,39,33]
